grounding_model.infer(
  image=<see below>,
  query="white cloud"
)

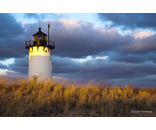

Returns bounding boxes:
[72,55,108,63]
[0,58,15,67]
[132,31,154,39]
[95,56,108,59]
[97,27,117,34]
[72,55,93,63]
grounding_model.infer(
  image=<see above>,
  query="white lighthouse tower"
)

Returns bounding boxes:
[25,24,55,81]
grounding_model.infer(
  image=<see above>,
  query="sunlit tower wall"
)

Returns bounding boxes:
[25,24,55,81]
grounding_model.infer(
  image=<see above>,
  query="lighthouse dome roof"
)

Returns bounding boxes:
[33,27,47,36]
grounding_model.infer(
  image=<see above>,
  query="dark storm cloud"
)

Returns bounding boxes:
[109,53,146,63]
[0,13,26,60]
[109,51,156,64]
[146,52,156,63]
[13,56,28,68]
[122,34,156,54]
[52,56,85,74]
[0,13,24,38]
[9,56,28,75]
[52,56,156,80]
[98,13,156,29]
[0,36,28,59]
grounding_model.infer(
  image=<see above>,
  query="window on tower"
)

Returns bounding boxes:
[42,35,44,40]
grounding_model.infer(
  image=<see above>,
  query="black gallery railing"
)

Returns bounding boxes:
[25,40,55,50]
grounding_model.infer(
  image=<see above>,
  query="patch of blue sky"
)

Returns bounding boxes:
[12,13,37,24]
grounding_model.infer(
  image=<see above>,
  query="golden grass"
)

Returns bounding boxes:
[0,77,156,117]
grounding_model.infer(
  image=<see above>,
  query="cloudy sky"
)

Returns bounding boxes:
[0,12,156,87]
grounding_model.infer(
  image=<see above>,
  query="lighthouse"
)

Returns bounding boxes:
[25,24,55,81]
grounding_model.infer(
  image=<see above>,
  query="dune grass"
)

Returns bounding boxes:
[0,77,156,117]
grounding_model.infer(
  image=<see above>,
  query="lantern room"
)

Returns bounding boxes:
[33,27,47,46]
